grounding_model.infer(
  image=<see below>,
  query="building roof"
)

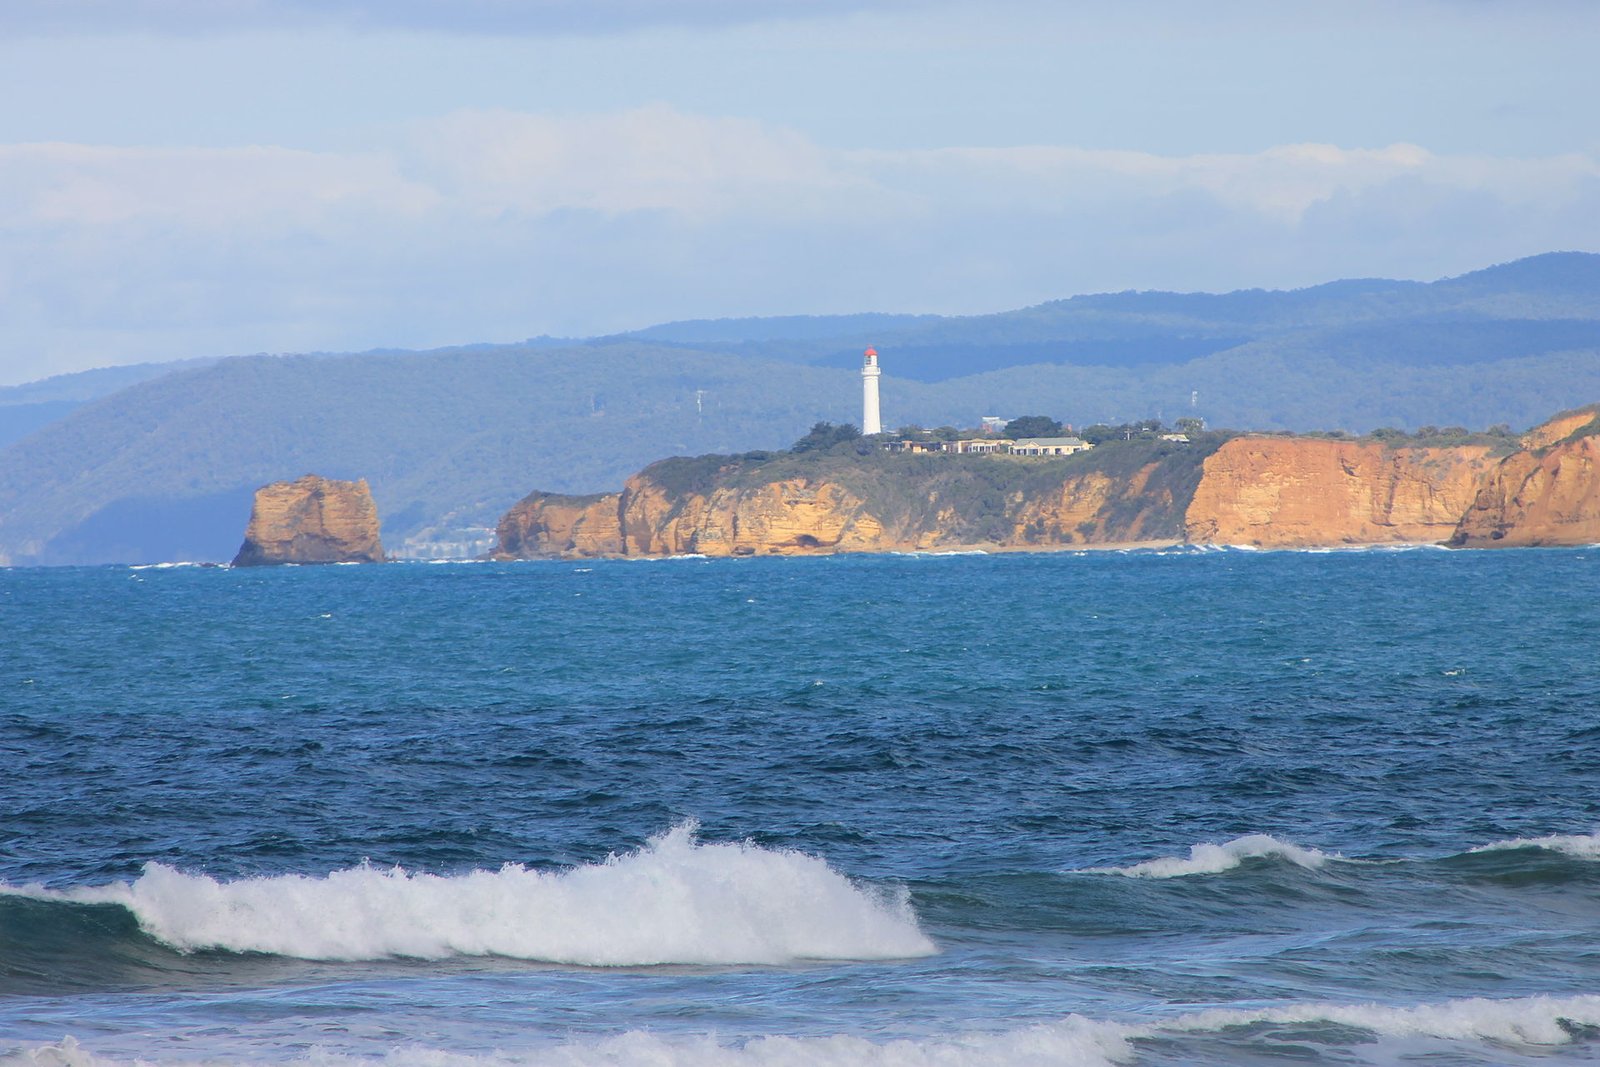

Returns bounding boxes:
[1011,437,1087,447]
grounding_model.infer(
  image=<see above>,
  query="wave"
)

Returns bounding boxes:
[1078,834,1335,878]
[0,823,933,966]
[19,994,1600,1065]
[1469,832,1600,860]
[1072,830,1600,886]
[1154,993,1600,1046]
[888,549,990,557]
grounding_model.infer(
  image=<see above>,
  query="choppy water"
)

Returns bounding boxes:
[2,547,1599,1065]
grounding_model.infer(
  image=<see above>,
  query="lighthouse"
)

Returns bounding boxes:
[861,347,882,435]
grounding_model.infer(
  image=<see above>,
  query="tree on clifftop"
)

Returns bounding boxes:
[791,421,862,453]
[1003,415,1064,439]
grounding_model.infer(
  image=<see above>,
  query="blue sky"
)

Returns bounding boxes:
[2,0,1597,384]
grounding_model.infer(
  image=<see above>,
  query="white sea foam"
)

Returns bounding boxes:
[1470,831,1600,859]
[1155,993,1600,1045]
[3,1021,1136,1067]
[1079,834,1334,878]
[19,994,1600,1066]
[889,549,990,558]
[1,824,934,965]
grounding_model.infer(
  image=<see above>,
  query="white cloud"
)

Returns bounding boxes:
[0,143,437,230]
[849,141,1600,225]
[1,106,1597,385]
[404,106,875,220]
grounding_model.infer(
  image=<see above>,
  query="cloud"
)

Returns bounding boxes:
[0,0,925,36]
[0,143,436,229]
[404,106,875,221]
[2,106,1598,384]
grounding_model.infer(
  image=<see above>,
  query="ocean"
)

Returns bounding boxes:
[2,546,1599,1065]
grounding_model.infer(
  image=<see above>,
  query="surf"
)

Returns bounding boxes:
[0,823,934,966]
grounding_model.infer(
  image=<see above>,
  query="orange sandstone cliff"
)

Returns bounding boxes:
[495,447,1201,559]
[496,408,1600,560]
[498,476,925,558]
[232,475,385,566]
[1451,410,1600,547]
[1183,438,1498,548]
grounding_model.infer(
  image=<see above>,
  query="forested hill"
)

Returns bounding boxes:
[604,251,1600,380]
[1,252,1598,565]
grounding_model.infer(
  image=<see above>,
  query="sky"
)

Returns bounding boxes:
[2,0,1598,385]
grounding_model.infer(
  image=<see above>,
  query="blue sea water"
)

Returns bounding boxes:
[2,546,1600,1065]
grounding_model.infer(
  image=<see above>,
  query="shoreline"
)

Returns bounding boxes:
[489,536,1523,563]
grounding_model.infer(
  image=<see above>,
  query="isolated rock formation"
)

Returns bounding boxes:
[232,475,385,566]
[1183,438,1497,548]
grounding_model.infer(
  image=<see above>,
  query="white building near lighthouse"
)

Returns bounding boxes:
[862,346,882,435]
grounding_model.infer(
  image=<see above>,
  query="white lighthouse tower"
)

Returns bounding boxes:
[861,346,882,435]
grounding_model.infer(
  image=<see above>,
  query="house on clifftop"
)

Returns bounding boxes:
[1008,436,1093,456]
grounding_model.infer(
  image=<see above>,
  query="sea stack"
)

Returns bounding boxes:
[232,475,386,566]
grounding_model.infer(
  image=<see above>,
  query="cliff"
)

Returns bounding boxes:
[1451,409,1600,547]
[496,407,1600,560]
[495,441,1207,559]
[1183,438,1498,548]
[232,475,386,566]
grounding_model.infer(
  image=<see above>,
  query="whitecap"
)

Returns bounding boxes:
[1078,834,1334,878]
[1469,832,1600,859]
[0,823,934,965]
[1152,992,1600,1046]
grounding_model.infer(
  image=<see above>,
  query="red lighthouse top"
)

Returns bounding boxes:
[864,347,878,363]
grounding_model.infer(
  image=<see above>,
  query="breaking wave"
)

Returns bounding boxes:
[1469,832,1600,859]
[1079,834,1335,878]
[0,823,933,966]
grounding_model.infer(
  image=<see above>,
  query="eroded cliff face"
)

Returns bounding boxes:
[1520,409,1598,451]
[1012,464,1187,546]
[494,455,1192,560]
[496,492,624,558]
[232,475,385,566]
[618,477,891,556]
[1184,438,1497,548]
[494,410,1600,559]
[1452,434,1600,547]
[497,477,899,558]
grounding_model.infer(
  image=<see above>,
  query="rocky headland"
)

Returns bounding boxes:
[493,407,1600,559]
[232,475,386,566]
[496,437,1204,559]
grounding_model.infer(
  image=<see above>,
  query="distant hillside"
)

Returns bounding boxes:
[0,358,223,450]
[606,251,1600,382]
[0,345,860,565]
[0,252,1597,565]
